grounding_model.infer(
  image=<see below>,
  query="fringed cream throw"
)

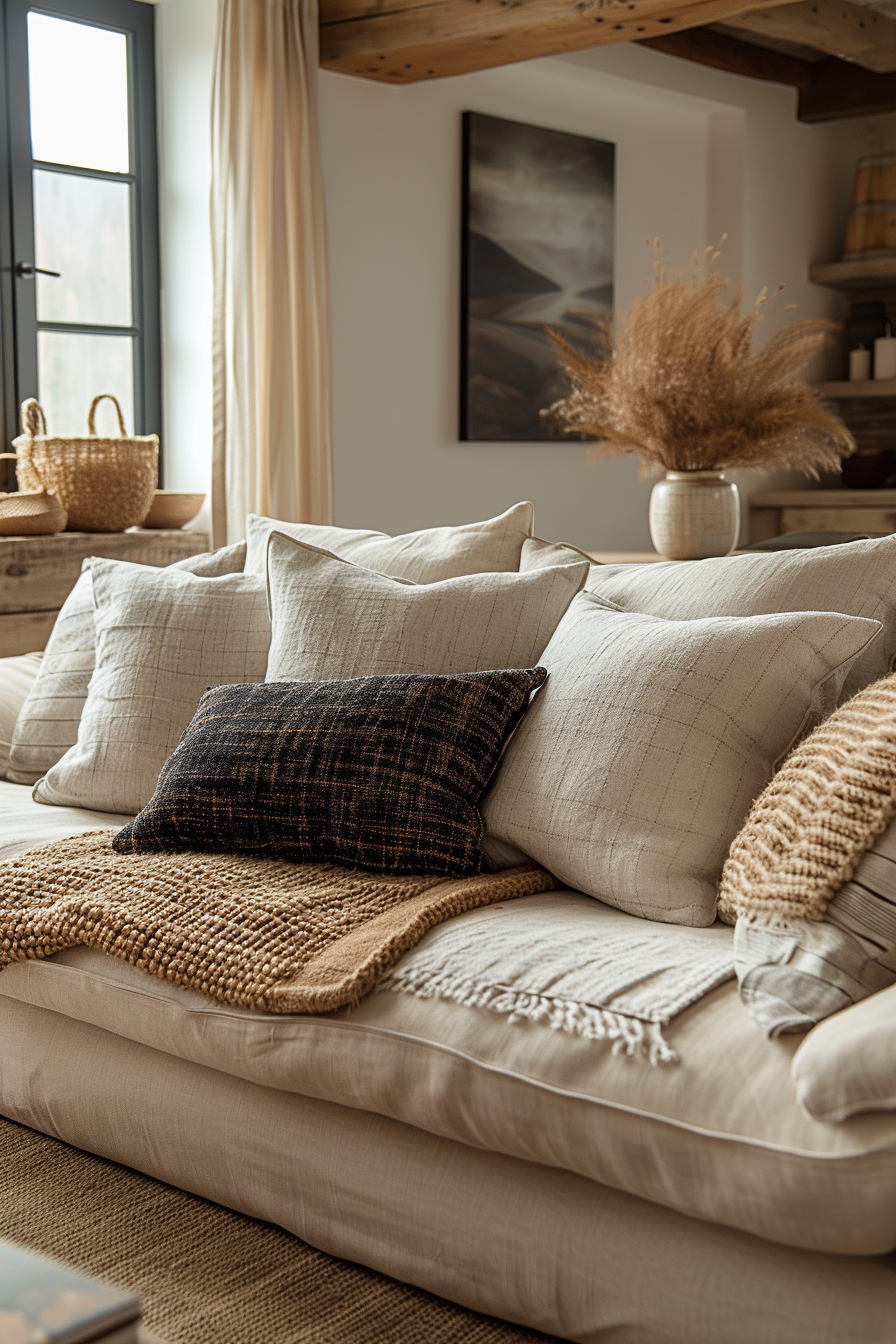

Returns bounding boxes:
[0,832,557,1013]
[380,893,736,1065]
[718,673,896,1036]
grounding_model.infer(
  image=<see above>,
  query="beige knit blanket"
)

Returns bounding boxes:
[0,832,557,1013]
[719,672,896,925]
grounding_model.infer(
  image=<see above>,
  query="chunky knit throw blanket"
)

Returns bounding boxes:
[719,672,896,926]
[0,832,557,1013]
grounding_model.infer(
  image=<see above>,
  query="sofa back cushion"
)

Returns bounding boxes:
[7,541,247,787]
[34,558,269,815]
[587,534,896,701]
[482,595,881,926]
[264,532,588,682]
[245,502,533,581]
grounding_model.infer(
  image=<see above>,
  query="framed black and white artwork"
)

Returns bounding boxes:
[460,111,615,442]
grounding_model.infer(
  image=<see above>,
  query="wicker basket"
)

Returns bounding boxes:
[5,396,158,532]
[0,489,67,536]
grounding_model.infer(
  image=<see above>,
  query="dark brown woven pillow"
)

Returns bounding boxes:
[114,668,547,876]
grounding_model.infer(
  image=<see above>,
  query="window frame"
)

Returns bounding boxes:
[0,0,160,488]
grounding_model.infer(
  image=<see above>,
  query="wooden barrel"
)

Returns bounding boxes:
[845,155,896,259]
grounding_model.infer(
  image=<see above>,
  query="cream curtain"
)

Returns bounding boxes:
[211,0,333,546]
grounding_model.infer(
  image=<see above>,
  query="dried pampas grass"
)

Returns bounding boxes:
[543,244,855,475]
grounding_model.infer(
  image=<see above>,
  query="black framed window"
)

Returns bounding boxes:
[0,0,159,485]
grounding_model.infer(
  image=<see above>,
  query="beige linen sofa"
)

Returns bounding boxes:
[2,778,896,1344]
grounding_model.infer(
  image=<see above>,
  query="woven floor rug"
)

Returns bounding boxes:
[0,832,556,1013]
[0,1117,560,1344]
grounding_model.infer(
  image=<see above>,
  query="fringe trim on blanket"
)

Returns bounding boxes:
[378,969,678,1065]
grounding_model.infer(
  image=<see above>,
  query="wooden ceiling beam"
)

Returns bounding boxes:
[798,55,896,118]
[319,0,797,83]
[641,26,813,83]
[728,0,896,74]
[639,26,896,119]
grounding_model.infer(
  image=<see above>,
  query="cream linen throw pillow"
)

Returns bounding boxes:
[0,653,42,778]
[245,502,533,581]
[7,541,247,786]
[587,534,896,701]
[264,532,588,682]
[35,559,270,815]
[481,595,881,927]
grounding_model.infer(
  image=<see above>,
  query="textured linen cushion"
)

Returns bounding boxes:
[7,541,247,786]
[519,535,595,570]
[791,982,896,1121]
[245,502,533,581]
[34,559,270,815]
[481,595,880,926]
[587,533,896,700]
[0,653,42,778]
[265,532,588,682]
[114,669,547,875]
[719,675,896,1035]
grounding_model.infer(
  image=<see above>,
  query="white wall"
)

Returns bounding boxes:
[318,52,870,549]
[151,3,882,548]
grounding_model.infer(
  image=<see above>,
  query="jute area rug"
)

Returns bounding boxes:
[0,1117,561,1344]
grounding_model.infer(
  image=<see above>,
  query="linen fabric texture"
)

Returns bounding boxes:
[792,981,896,1122]
[0,654,42,778]
[587,533,896,701]
[5,1005,896,1344]
[245,502,533,581]
[8,780,896,1263]
[34,559,270,816]
[7,541,247,787]
[264,531,588,682]
[482,595,881,926]
[116,668,547,876]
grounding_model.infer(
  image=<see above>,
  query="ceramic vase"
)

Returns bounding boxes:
[648,470,740,561]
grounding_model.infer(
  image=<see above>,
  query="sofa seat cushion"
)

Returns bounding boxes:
[0,781,132,862]
[3,783,896,1256]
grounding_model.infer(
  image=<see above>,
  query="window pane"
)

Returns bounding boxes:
[28,13,129,173]
[38,331,134,435]
[34,171,132,326]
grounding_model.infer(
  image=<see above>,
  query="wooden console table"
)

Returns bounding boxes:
[0,529,209,655]
[748,490,896,544]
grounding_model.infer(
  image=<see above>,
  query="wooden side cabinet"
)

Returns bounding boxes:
[0,529,209,655]
[748,490,896,544]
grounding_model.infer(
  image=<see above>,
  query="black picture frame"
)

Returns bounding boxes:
[460,111,615,443]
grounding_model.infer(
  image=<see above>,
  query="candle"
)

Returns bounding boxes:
[874,324,896,380]
[850,346,872,381]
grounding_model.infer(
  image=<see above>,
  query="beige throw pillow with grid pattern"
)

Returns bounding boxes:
[246,502,533,581]
[481,595,881,927]
[0,653,43,778]
[586,534,896,702]
[7,541,246,787]
[34,557,269,816]
[264,532,589,683]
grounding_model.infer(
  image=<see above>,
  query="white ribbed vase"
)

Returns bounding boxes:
[648,470,740,561]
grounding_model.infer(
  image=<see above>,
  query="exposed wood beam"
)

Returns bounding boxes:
[799,54,896,118]
[319,0,797,83]
[729,0,896,73]
[641,26,813,83]
[640,25,896,119]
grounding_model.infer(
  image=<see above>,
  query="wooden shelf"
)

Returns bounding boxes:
[750,489,896,507]
[815,379,896,398]
[809,258,896,291]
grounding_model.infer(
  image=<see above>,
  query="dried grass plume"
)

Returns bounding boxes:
[542,243,855,475]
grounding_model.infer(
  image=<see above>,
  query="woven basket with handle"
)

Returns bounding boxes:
[2,395,158,532]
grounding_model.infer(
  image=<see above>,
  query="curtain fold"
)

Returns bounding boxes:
[211,0,333,546]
